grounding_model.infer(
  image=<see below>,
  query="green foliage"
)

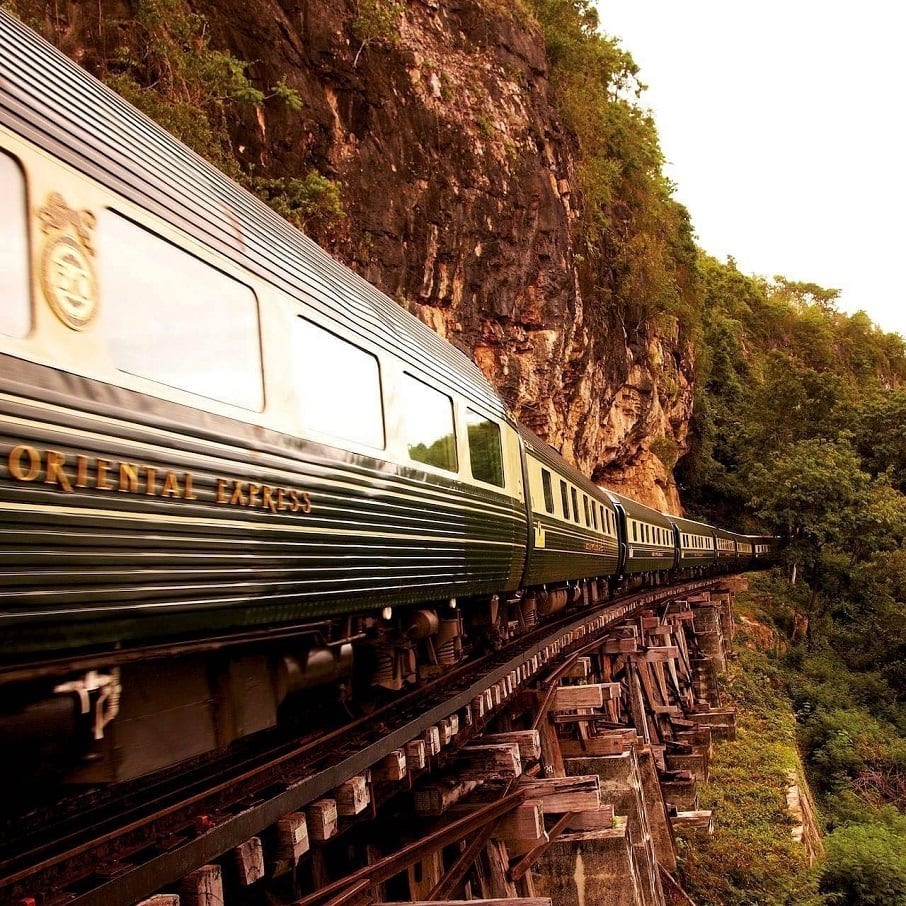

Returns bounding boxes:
[244,172,346,234]
[677,646,823,905]
[352,0,404,65]
[741,582,906,904]
[527,0,702,338]
[821,817,906,905]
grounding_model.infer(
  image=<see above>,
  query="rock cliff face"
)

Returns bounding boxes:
[23,0,695,510]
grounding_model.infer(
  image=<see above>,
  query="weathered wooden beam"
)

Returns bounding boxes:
[373,750,407,783]
[551,683,617,711]
[509,812,576,882]
[518,775,601,813]
[415,779,481,816]
[481,730,542,763]
[294,792,527,906]
[455,743,522,780]
[233,837,265,886]
[306,799,338,842]
[494,802,545,842]
[181,864,223,906]
[337,776,370,817]
[558,736,625,757]
[566,804,615,831]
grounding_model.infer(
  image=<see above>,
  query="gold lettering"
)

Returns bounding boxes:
[144,466,157,496]
[96,458,112,490]
[183,472,198,500]
[45,450,74,492]
[161,471,181,498]
[216,478,229,504]
[288,489,301,512]
[9,445,41,481]
[118,462,139,493]
[229,481,247,506]
[75,455,90,488]
[300,491,313,514]
[247,483,261,508]
[262,485,277,514]
[276,487,287,512]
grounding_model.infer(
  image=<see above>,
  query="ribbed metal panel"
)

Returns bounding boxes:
[0,364,525,655]
[518,426,620,585]
[667,513,717,571]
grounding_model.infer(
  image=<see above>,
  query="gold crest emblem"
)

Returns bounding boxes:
[38,193,98,330]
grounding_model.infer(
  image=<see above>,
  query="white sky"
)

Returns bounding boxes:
[595,1,906,338]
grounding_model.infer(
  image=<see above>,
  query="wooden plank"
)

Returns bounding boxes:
[305,799,338,841]
[551,685,604,711]
[639,646,681,662]
[566,804,615,830]
[559,736,626,757]
[233,837,265,886]
[414,779,480,816]
[494,802,545,842]
[455,743,522,780]
[519,775,601,813]
[482,730,542,763]
[406,739,427,770]
[336,775,370,816]
[181,865,223,906]
[275,812,309,865]
[374,750,407,782]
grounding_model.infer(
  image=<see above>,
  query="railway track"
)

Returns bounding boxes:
[0,578,722,906]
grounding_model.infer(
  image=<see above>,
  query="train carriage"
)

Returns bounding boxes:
[520,427,620,591]
[0,11,533,663]
[0,10,776,786]
[713,527,739,569]
[606,490,676,579]
[669,513,718,574]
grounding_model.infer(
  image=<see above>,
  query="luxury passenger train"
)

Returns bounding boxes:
[0,10,774,784]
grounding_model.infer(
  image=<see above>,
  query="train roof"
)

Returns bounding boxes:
[517,425,616,504]
[604,489,672,528]
[0,10,510,420]
[666,513,715,535]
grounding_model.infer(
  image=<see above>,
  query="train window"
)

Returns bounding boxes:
[401,374,457,472]
[560,480,569,519]
[570,487,579,523]
[541,469,555,514]
[0,152,30,338]
[632,521,637,542]
[100,211,263,409]
[583,495,591,527]
[293,319,384,448]
[466,409,504,486]
[591,501,598,530]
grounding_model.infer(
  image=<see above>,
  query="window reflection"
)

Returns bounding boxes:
[100,211,263,410]
[0,152,30,338]
[293,319,384,448]
[466,409,504,487]
[401,375,457,472]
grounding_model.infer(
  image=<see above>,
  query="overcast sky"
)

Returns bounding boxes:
[595,1,906,338]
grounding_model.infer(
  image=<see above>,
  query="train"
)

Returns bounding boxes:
[0,10,775,786]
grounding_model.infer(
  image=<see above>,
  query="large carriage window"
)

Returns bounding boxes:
[100,211,262,409]
[541,469,555,514]
[293,319,384,447]
[402,375,457,471]
[0,153,30,337]
[570,487,579,523]
[466,409,504,486]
